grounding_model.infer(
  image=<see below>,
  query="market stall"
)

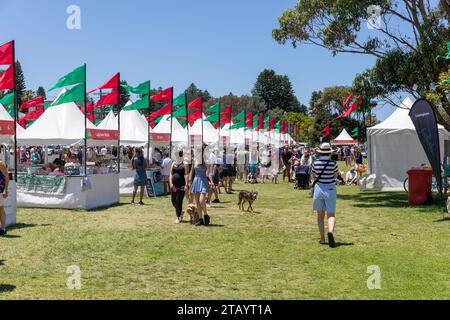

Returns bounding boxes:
[17,102,120,209]
[332,129,358,145]
[0,102,20,226]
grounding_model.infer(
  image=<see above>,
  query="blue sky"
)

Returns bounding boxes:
[0,0,399,120]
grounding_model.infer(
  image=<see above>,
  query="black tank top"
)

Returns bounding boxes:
[171,164,186,189]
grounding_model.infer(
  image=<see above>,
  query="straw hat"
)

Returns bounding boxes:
[316,142,332,155]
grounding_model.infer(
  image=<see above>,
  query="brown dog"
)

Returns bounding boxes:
[238,191,258,212]
[186,203,200,224]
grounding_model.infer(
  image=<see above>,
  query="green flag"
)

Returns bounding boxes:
[171,107,187,120]
[264,116,270,130]
[0,92,15,106]
[121,81,150,95]
[252,113,259,129]
[208,103,220,113]
[275,120,281,132]
[173,93,186,107]
[232,110,245,121]
[205,113,220,123]
[49,65,85,91]
[51,83,85,106]
[230,120,245,129]
[6,105,14,117]
[123,95,149,110]
[351,127,359,138]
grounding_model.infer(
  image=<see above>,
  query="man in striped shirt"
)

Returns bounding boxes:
[311,143,339,248]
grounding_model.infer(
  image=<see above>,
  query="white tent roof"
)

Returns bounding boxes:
[332,129,358,145]
[152,115,188,144]
[365,97,450,191]
[18,102,114,146]
[118,109,149,146]
[0,102,25,143]
[97,110,116,130]
[189,114,218,144]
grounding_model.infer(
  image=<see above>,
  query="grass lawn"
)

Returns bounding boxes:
[0,173,449,299]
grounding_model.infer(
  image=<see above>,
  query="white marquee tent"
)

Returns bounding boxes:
[332,129,358,145]
[17,102,117,146]
[362,97,450,191]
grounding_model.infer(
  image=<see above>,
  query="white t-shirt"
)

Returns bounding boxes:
[161,157,173,176]
[346,171,357,182]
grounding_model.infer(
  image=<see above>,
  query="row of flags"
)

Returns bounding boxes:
[1,41,303,138]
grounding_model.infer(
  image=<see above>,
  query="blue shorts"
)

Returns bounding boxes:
[313,183,337,213]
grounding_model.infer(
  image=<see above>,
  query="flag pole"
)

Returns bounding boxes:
[117,73,121,174]
[201,98,204,148]
[170,87,173,158]
[83,63,87,177]
[218,101,221,149]
[147,83,151,162]
[185,94,189,148]
[229,105,232,147]
[12,40,17,181]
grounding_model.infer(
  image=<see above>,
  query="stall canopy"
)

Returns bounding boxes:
[96,109,116,130]
[152,115,188,145]
[332,129,358,145]
[363,97,450,191]
[18,102,119,146]
[0,102,25,143]
[189,114,218,144]
[118,109,149,146]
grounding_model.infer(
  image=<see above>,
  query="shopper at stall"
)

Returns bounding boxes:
[0,158,9,236]
[131,148,148,205]
[161,152,173,195]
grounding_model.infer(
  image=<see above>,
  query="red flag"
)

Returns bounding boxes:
[269,118,275,131]
[81,102,94,114]
[220,114,231,125]
[322,124,330,138]
[150,102,172,118]
[336,95,361,119]
[188,108,202,126]
[95,90,118,108]
[150,87,173,102]
[257,115,264,130]
[188,97,202,109]
[0,65,14,90]
[87,73,119,94]
[20,96,44,111]
[0,41,13,65]
[290,123,294,135]
[245,112,253,128]
[221,105,232,115]
[343,93,355,107]
[87,112,94,123]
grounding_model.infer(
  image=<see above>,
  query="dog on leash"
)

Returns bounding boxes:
[186,203,200,224]
[238,191,258,212]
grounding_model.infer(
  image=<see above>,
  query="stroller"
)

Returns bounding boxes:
[246,163,258,184]
[295,165,311,189]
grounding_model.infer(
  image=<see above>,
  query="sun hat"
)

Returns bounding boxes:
[316,142,332,155]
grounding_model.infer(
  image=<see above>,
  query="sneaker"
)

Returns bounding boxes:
[212,198,220,203]
[0,229,6,236]
[138,201,144,206]
[193,219,203,226]
[327,232,336,248]
[204,214,210,226]
[206,204,211,208]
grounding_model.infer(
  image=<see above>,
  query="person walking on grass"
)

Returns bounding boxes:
[0,159,9,236]
[311,143,339,248]
[131,148,147,205]
[169,150,189,224]
[189,146,211,226]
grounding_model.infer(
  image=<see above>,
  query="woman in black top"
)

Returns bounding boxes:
[169,151,189,223]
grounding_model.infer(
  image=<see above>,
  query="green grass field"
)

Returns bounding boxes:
[0,174,449,299]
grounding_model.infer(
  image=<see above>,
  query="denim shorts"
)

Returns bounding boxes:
[312,183,337,213]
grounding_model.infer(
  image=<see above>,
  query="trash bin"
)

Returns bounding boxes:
[407,167,433,205]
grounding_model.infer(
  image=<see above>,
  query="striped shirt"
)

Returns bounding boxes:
[312,156,338,185]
